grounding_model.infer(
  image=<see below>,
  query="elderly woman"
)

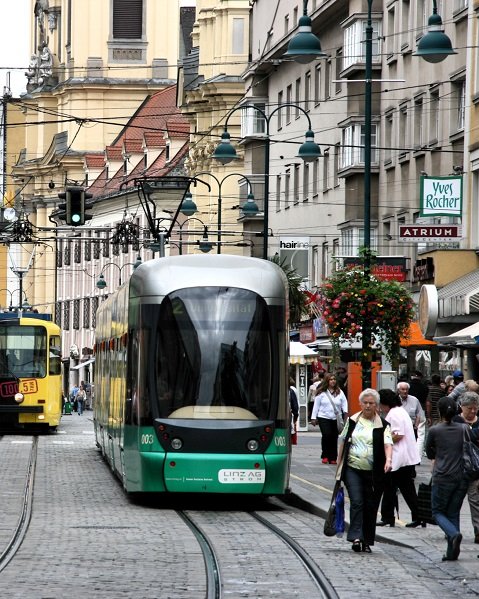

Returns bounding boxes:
[337,389,393,553]
[453,391,479,543]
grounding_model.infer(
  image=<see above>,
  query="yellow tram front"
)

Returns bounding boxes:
[0,313,62,432]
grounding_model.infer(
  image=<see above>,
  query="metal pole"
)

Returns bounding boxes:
[217,187,222,254]
[361,0,373,389]
[263,137,270,260]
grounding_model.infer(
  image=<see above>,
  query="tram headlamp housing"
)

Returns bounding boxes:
[14,392,24,404]
[171,438,183,450]
[247,439,259,452]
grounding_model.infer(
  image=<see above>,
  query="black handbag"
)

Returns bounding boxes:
[463,428,479,480]
[417,479,436,525]
[323,480,341,536]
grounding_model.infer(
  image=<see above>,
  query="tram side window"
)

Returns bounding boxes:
[49,335,61,375]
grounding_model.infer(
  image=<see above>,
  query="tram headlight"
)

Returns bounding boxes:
[247,439,259,452]
[14,392,24,404]
[171,438,183,450]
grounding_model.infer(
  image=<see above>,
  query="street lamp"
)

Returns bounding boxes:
[176,217,213,255]
[96,256,142,289]
[213,104,321,260]
[191,171,258,254]
[284,0,326,64]
[287,0,454,388]
[0,288,29,311]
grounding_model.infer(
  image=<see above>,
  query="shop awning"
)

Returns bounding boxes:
[434,321,479,346]
[71,358,95,370]
[307,338,362,350]
[400,322,437,348]
[289,341,318,364]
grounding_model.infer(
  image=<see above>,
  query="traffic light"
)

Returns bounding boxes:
[66,186,85,226]
[56,187,93,226]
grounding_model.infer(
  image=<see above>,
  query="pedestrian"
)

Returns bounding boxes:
[397,381,426,457]
[76,384,86,415]
[289,378,299,445]
[425,396,469,561]
[452,391,479,544]
[447,370,465,404]
[81,379,92,409]
[311,373,348,465]
[307,373,321,420]
[70,384,79,412]
[426,374,445,426]
[377,389,422,528]
[337,388,392,553]
[409,370,429,411]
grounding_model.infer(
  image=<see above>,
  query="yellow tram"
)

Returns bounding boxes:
[0,313,62,432]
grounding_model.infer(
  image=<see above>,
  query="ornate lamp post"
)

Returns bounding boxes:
[213,104,321,260]
[96,256,142,289]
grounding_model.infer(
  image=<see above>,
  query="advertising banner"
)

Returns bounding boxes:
[420,175,462,217]
[279,236,310,281]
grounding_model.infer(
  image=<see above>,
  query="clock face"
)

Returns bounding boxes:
[3,208,17,222]
[418,284,438,338]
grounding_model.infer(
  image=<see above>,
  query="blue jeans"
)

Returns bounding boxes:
[77,399,84,415]
[343,466,383,545]
[431,477,468,540]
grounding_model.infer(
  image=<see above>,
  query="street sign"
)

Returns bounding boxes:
[399,225,462,242]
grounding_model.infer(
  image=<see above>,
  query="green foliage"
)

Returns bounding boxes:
[319,267,415,364]
[269,255,308,326]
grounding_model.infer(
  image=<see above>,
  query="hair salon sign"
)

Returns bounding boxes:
[420,176,462,218]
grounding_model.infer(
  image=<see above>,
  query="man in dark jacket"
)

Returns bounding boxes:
[409,371,429,410]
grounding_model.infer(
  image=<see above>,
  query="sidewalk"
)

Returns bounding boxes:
[289,428,479,589]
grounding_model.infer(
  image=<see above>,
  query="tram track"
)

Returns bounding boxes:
[177,505,339,599]
[0,436,38,573]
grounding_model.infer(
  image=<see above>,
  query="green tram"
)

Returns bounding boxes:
[94,254,291,495]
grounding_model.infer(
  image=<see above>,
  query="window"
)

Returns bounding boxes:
[277,91,283,129]
[241,103,266,137]
[103,235,110,258]
[295,78,301,118]
[343,19,382,70]
[323,149,330,191]
[341,227,378,256]
[429,89,439,143]
[335,48,342,93]
[416,0,427,35]
[454,80,466,132]
[74,238,81,264]
[92,297,99,329]
[286,85,292,124]
[386,7,396,58]
[275,175,281,211]
[384,111,394,162]
[56,239,63,268]
[414,97,424,148]
[113,0,143,39]
[73,299,80,330]
[333,144,340,187]
[284,14,289,36]
[64,240,71,266]
[399,103,409,156]
[454,0,468,12]
[294,164,300,203]
[401,1,411,48]
[313,158,319,200]
[303,163,310,200]
[94,231,101,259]
[314,64,321,105]
[232,18,244,54]
[304,71,311,111]
[293,6,298,25]
[63,301,70,331]
[83,297,91,329]
[285,170,291,208]
[85,240,91,261]
[341,124,378,168]
[324,58,331,99]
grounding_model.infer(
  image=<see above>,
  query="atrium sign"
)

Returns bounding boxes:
[399,225,462,242]
[420,175,462,218]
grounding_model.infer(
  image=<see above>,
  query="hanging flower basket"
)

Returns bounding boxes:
[318,267,415,364]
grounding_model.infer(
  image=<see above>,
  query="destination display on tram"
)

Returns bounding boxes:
[0,379,38,398]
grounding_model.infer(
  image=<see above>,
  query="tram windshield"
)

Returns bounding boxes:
[0,325,47,378]
[151,287,276,420]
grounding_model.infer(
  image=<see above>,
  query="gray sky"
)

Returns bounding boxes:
[0,0,30,97]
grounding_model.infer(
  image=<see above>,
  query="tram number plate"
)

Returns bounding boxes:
[218,469,265,484]
[0,379,38,398]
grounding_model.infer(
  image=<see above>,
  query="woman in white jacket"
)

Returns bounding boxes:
[311,373,348,464]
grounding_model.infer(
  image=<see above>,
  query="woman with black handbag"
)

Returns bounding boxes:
[337,389,393,553]
[425,396,469,561]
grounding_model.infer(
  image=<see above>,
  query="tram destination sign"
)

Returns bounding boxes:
[399,225,462,242]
